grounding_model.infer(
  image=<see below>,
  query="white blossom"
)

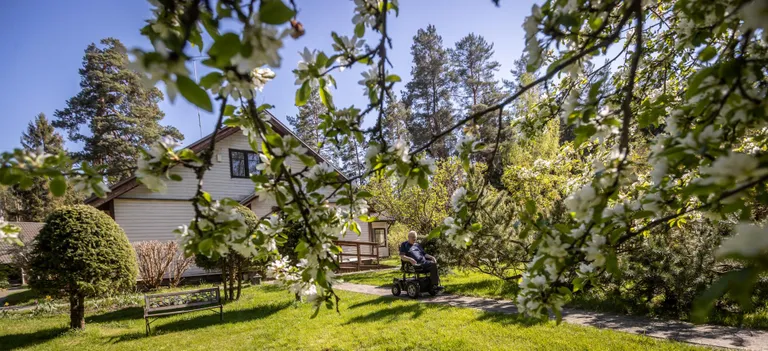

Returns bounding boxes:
[136,158,168,193]
[450,187,468,212]
[352,0,379,27]
[564,184,600,220]
[70,176,110,198]
[364,144,381,170]
[583,235,607,267]
[541,234,570,258]
[358,66,379,88]
[699,152,767,185]
[0,221,21,245]
[456,134,480,155]
[251,67,276,92]
[716,223,768,257]
[579,262,596,274]
[307,162,336,181]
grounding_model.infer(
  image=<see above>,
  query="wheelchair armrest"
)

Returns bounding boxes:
[400,260,418,273]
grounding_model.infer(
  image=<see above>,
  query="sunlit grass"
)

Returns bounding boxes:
[0,285,705,351]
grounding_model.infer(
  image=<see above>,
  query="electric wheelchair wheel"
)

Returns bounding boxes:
[391,284,402,296]
[406,281,420,298]
[428,287,438,296]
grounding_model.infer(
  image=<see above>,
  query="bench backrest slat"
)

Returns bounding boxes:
[145,287,219,299]
[144,287,221,315]
[147,300,219,312]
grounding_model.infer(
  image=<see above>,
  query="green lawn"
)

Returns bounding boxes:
[0,285,705,350]
[342,266,768,330]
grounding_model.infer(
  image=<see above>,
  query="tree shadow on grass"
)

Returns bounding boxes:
[344,296,449,324]
[109,300,293,342]
[443,279,519,299]
[86,306,144,324]
[0,326,69,350]
[474,310,543,327]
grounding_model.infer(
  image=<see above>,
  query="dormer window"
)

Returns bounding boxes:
[229,149,260,178]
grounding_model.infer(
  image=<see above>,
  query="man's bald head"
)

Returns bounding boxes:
[408,231,417,244]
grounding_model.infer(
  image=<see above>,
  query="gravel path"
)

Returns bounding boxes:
[336,282,768,350]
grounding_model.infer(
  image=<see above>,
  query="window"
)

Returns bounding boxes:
[374,228,387,247]
[229,149,260,178]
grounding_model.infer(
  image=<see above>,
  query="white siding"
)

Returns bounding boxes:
[114,198,208,277]
[123,131,307,202]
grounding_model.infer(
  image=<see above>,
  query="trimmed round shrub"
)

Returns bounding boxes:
[29,205,138,329]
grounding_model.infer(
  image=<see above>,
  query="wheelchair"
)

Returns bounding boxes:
[391,260,442,298]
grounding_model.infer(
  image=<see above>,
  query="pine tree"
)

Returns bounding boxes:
[403,25,455,159]
[5,114,78,221]
[336,137,366,182]
[53,38,183,183]
[449,33,501,111]
[381,94,411,146]
[21,113,64,155]
[286,89,335,160]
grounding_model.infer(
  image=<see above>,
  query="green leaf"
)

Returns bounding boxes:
[354,23,365,38]
[589,17,603,31]
[692,268,758,323]
[572,277,584,293]
[418,174,429,189]
[296,80,311,106]
[207,33,241,61]
[698,46,717,62]
[198,238,213,255]
[385,74,401,82]
[259,0,295,25]
[177,75,212,112]
[201,192,212,204]
[428,227,442,239]
[49,176,67,197]
[169,174,183,181]
[319,85,334,110]
[223,105,236,116]
[199,72,223,89]
[265,133,284,147]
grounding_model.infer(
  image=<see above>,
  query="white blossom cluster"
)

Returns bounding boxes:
[136,136,183,193]
[716,223,768,258]
[0,220,21,245]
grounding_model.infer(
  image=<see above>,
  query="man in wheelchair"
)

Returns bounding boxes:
[391,230,444,298]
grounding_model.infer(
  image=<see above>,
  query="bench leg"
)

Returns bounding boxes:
[220,305,223,321]
[145,317,150,336]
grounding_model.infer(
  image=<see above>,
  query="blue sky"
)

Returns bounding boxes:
[0,0,534,151]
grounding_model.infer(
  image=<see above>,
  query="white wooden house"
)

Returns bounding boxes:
[86,115,391,276]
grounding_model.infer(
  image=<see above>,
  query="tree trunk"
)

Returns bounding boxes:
[69,293,85,330]
[235,265,242,300]
[228,262,235,301]
[221,270,229,301]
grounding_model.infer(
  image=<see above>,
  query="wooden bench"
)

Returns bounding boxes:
[143,287,223,335]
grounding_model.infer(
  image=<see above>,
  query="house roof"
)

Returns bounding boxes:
[0,222,44,264]
[86,111,346,207]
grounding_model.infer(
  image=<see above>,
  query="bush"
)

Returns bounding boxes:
[134,241,175,290]
[28,205,138,329]
[134,241,193,290]
[195,204,261,301]
[386,223,409,258]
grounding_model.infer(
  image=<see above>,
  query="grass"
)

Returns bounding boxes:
[342,265,768,330]
[0,285,706,351]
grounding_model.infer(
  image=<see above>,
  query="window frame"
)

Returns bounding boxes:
[229,148,260,179]
[373,227,387,247]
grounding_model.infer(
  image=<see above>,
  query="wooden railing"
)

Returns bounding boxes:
[334,240,380,271]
